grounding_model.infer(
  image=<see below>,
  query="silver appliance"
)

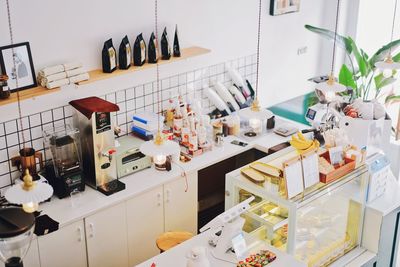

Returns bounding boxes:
[116,135,151,178]
[69,96,125,196]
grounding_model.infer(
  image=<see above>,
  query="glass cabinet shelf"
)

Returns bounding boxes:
[225,148,368,267]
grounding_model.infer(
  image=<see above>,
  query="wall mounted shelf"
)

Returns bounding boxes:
[0,86,60,106]
[0,46,211,107]
[78,46,211,86]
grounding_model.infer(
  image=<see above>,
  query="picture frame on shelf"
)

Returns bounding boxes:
[0,42,37,92]
[270,0,300,16]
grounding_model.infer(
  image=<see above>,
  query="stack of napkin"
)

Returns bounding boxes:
[37,63,90,89]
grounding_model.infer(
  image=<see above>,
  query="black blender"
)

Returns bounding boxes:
[43,125,85,199]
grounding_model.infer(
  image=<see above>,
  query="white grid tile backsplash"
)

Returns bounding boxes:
[0,54,256,190]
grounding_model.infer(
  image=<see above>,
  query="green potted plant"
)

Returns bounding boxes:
[305,24,400,104]
[305,24,400,151]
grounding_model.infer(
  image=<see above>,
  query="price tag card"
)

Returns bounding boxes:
[283,155,304,199]
[301,150,319,188]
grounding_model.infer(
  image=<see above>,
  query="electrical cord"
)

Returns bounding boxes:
[172,161,189,193]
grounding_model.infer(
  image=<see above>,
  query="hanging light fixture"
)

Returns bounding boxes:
[3,0,53,212]
[375,0,400,77]
[239,0,273,135]
[315,0,346,100]
[140,0,180,170]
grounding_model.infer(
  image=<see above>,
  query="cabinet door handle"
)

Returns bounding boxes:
[157,193,162,206]
[77,226,83,242]
[166,189,170,203]
[89,223,95,238]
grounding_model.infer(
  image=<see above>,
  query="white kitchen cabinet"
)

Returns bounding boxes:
[38,220,87,267]
[85,202,129,267]
[126,186,164,266]
[126,173,198,266]
[164,172,198,234]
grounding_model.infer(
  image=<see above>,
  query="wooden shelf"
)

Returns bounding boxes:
[0,86,60,106]
[0,46,210,107]
[78,46,211,86]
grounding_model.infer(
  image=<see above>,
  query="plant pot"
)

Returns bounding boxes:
[339,114,392,157]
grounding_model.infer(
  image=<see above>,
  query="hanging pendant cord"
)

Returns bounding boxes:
[255,0,262,98]
[154,0,161,133]
[389,0,398,56]
[331,0,341,76]
[6,0,25,147]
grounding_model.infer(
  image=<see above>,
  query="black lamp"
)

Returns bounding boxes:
[0,207,35,267]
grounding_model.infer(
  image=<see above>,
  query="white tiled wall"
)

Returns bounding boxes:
[0,54,256,191]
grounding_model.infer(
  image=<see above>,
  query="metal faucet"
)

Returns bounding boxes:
[100,149,116,162]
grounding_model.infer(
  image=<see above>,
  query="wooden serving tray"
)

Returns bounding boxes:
[319,151,356,184]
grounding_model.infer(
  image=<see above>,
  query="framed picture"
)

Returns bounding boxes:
[270,0,301,16]
[0,42,37,91]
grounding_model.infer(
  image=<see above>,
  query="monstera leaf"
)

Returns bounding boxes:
[305,25,352,55]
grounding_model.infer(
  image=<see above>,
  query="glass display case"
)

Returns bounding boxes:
[225,148,369,267]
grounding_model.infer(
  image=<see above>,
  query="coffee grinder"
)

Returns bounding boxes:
[70,97,125,196]
[42,125,85,199]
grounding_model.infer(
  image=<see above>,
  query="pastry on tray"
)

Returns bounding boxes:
[237,250,277,267]
[241,167,266,183]
[249,162,281,177]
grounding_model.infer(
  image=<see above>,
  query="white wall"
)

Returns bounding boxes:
[0,0,355,121]
[356,0,400,125]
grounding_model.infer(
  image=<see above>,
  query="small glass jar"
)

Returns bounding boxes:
[0,75,10,100]
[212,120,223,140]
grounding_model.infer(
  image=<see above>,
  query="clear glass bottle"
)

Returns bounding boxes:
[0,75,10,100]
[173,103,183,137]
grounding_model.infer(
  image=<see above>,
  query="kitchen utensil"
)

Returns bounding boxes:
[11,148,43,181]
[214,82,240,112]
[204,87,231,115]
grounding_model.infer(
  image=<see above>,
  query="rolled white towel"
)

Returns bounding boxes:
[40,78,46,87]
[37,75,44,87]
[39,62,83,77]
[69,73,89,84]
[66,67,85,78]
[42,72,67,84]
[39,65,64,77]
[63,62,82,71]
[46,78,69,89]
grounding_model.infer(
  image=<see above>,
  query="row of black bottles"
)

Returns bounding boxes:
[102,25,181,73]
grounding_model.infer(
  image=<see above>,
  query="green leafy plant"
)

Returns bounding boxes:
[305,24,400,103]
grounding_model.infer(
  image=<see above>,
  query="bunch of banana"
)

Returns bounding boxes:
[290,132,320,154]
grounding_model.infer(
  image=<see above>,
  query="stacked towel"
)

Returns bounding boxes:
[37,63,90,89]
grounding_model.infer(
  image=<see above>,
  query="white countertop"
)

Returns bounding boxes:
[36,115,395,267]
[40,117,305,227]
[136,231,306,267]
[39,115,400,227]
